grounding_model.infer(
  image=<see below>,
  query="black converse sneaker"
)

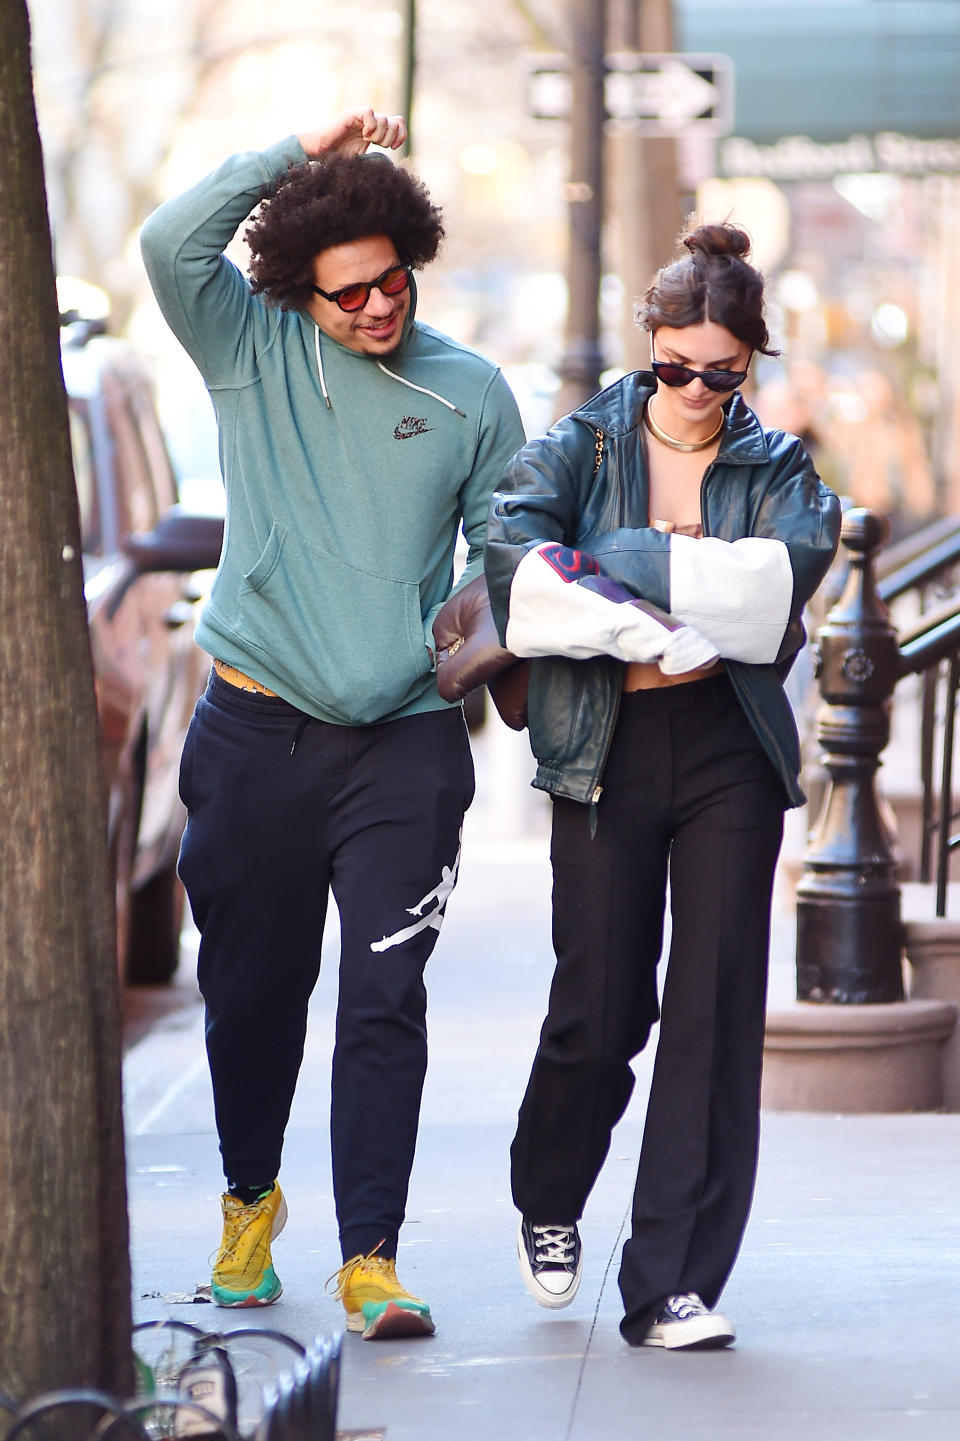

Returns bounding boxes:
[517,1219,582,1308]
[642,1293,735,1350]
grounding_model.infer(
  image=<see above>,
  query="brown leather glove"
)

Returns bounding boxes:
[432,575,529,729]
[487,659,530,731]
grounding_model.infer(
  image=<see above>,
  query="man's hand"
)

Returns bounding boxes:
[297,109,407,159]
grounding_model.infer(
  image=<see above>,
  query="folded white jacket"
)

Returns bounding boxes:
[505,542,719,675]
[667,532,795,664]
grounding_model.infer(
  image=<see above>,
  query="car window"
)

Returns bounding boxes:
[108,386,160,536]
[69,404,102,556]
[129,383,179,514]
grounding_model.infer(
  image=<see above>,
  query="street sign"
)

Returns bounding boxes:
[528,52,734,137]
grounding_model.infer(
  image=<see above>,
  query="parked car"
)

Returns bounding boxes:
[61,297,223,984]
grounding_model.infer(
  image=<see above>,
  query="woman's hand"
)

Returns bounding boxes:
[297,109,407,159]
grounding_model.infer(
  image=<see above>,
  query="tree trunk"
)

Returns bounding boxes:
[0,0,133,1408]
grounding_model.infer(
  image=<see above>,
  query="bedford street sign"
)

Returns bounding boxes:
[528,52,734,136]
[719,131,960,180]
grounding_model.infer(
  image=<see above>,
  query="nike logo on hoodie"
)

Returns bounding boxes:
[394,415,435,440]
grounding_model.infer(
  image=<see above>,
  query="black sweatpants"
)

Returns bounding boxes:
[177,669,474,1261]
[509,672,785,1343]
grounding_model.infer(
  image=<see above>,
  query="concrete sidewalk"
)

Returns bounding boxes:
[124,767,960,1440]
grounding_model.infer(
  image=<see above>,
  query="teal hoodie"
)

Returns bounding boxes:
[140,136,525,725]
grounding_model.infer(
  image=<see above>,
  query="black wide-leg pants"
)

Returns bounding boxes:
[177,670,474,1261]
[509,672,785,1343]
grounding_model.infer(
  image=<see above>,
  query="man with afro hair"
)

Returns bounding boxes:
[141,108,524,1337]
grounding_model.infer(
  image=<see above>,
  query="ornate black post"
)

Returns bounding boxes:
[795,508,904,1003]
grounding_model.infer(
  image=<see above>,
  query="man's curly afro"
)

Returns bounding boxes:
[245,152,444,311]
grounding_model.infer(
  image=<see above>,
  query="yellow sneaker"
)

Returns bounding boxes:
[211,1184,287,1307]
[328,1245,435,1339]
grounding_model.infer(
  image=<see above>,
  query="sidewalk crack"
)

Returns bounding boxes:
[563,1201,630,1441]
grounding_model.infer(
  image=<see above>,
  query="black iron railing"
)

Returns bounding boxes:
[876,514,960,917]
[897,601,960,915]
[877,513,960,604]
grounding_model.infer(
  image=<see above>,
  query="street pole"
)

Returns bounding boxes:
[557,0,607,417]
[610,0,683,373]
[402,0,416,159]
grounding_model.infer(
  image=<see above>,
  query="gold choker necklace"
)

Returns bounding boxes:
[645,405,724,453]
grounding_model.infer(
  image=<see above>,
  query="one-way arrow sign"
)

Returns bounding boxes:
[529,52,734,136]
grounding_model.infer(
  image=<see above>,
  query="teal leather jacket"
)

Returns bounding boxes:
[485,371,841,809]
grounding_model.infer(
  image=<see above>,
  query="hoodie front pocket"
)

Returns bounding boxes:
[239,524,431,723]
[242,521,285,592]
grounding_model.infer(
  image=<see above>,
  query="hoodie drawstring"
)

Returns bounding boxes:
[311,326,465,418]
[314,327,332,409]
[376,363,466,417]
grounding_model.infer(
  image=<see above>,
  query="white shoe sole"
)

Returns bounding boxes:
[643,1315,735,1350]
[516,1220,581,1309]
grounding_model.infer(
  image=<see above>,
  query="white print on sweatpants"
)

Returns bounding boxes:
[370,831,462,953]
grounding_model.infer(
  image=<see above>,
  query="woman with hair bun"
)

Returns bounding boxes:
[485,222,841,1349]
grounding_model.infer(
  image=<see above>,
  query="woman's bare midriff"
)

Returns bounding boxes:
[625,659,720,691]
[623,657,725,691]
